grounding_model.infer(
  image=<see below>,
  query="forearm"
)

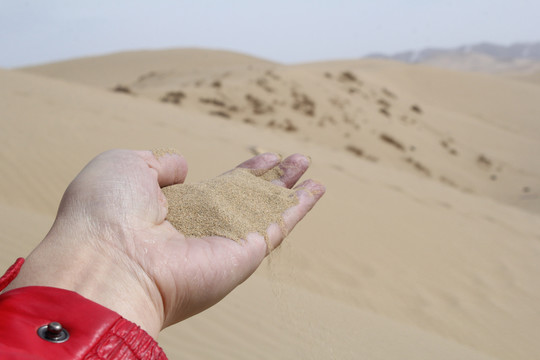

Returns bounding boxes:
[4,231,164,339]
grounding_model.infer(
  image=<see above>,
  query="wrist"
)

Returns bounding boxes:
[5,230,164,339]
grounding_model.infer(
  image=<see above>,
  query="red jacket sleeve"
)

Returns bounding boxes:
[0,258,168,360]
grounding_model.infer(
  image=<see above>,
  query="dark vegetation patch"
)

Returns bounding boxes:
[365,155,378,162]
[379,108,391,117]
[265,70,280,80]
[440,140,458,156]
[411,104,422,114]
[256,77,274,93]
[284,119,298,132]
[381,88,397,99]
[161,91,185,104]
[246,94,274,115]
[199,97,226,107]
[440,176,458,188]
[377,97,392,117]
[291,91,315,117]
[345,145,377,162]
[338,71,361,84]
[209,111,230,119]
[346,145,363,157]
[267,119,298,132]
[112,85,133,94]
[400,115,417,125]
[377,99,391,108]
[406,157,431,177]
[477,154,492,169]
[380,133,405,151]
[136,71,157,83]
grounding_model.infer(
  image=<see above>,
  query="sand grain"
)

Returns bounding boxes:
[162,168,297,247]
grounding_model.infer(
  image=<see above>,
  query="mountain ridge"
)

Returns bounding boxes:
[368,41,540,63]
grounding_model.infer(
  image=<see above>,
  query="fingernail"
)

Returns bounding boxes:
[297,179,326,197]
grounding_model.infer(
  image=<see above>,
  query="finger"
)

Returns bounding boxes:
[136,150,188,187]
[270,154,310,188]
[267,179,326,250]
[235,152,281,175]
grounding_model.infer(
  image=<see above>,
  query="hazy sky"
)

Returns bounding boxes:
[1,0,539,68]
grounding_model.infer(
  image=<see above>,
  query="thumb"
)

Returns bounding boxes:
[136,150,188,187]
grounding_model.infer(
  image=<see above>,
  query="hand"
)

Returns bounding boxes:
[6,150,325,338]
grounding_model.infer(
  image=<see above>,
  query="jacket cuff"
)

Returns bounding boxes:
[0,259,166,359]
[0,257,24,292]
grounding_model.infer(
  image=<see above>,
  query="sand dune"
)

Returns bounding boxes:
[2,49,540,359]
[25,51,540,213]
[506,65,540,86]
[22,48,275,88]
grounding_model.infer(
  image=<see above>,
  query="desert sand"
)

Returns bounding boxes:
[1,49,539,359]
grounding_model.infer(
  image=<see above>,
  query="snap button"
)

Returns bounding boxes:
[37,322,70,343]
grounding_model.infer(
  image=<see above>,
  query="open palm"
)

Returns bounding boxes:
[45,149,324,336]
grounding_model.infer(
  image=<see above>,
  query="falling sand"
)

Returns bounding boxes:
[161,166,298,249]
